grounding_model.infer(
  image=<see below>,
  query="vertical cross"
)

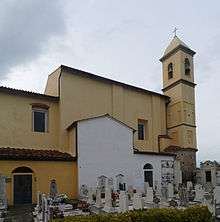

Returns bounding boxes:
[173,27,178,37]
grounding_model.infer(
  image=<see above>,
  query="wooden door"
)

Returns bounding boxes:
[14,175,32,205]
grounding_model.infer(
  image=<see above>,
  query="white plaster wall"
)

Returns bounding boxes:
[133,154,174,192]
[77,116,135,190]
[77,116,174,192]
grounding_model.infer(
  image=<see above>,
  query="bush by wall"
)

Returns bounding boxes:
[51,205,212,222]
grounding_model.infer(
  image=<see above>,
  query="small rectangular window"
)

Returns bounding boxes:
[33,109,48,132]
[138,119,148,140]
[138,123,145,140]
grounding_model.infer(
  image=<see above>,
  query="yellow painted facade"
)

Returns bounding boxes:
[55,70,168,153]
[0,160,77,205]
[0,93,59,150]
[0,36,197,205]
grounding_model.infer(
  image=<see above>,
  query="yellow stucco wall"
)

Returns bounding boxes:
[59,70,168,153]
[0,93,59,150]
[44,67,61,97]
[0,160,77,205]
[0,69,168,204]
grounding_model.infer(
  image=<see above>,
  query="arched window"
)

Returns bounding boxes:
[143,163,153,169]
[143,163,153,187]
[168,63,173,79]
[12,166,33,173]
[184,58,190,75]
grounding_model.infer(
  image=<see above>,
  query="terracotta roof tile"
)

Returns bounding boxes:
[0,86,59,101]
[164,146,197,152]
[0,147,76,161]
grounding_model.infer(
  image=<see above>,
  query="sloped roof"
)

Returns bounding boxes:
[0,147,76,161]
[164,146,198,152]
[164,36,190,55]
[160,36,196,61]
[67,114,136,132]
[0,86,59,101]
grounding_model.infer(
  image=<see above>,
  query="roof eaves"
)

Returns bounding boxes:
[0,86,59,101]
[160,45,196,62]
[0,147,76,161]
[66,114,136,132]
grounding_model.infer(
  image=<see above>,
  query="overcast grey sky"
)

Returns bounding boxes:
[0,0,219,163]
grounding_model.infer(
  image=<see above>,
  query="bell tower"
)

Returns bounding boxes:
[160,36,197,182]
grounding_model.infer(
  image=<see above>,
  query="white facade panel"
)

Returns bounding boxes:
[77,116,174,192]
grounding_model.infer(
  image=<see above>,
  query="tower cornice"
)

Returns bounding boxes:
[162,79,196,92]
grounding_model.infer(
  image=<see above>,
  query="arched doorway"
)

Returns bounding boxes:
[143,163,153,187]
[12,167,33,205]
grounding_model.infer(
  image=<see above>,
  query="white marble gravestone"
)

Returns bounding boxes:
[103,186,113,212]
[87,187,94,204]
[214,186,220,204]
[42,194,49,222]
[36,191,43,212]
[133,193,144,210]
[186,181,193,191]
[144,182,149,194]
[145,187,153,203]
[95,187,102,208]
[167,183,174,199]
[194,184,205,202]
[0,175,7,209]
[119,191,129,213]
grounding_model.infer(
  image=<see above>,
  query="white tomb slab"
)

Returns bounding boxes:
[103,187,113,212]
[119,191,129,213]
[133,193,144,210]
[186,181,193,191]
[95,187,102,208]
[87,187,94,204]
[0,175,7,209]
[214,186,220,204]
[144,182,149,194]
[145,187,153,203]
[194,184,205,202]
[167,183,174,199]
[42,194,49,222]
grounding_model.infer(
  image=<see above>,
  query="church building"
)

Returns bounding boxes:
[0,36,197,205]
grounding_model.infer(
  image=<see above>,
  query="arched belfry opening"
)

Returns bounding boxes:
[143,163,153,187]
[184,58,190,75]
[12,166,33,205]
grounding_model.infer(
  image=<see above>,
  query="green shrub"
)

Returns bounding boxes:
[51,205,212,222]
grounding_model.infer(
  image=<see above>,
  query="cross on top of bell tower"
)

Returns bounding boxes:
[173,27,178,37]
